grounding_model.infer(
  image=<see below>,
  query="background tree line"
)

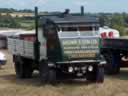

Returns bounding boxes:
[0,8,34,13]
[0,8,128,35]
[0,13,21,28]
[97,13,128,36]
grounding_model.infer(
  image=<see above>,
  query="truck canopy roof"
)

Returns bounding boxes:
[40,16,99,28]
[44,16,99,23]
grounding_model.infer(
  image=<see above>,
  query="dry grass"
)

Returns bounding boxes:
[0,49,128,96]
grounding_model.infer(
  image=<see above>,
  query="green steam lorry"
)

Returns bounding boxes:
[7,7,105,84]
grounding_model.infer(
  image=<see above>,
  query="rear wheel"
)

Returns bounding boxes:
[14,56,33,78]
[23,59,33,78]
[15,61,24,78]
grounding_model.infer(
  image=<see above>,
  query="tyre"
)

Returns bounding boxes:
[14,57,33,79]
[96,66,104,83]
[39,61,49,83]
[23,59,33,78]
[86,65,97,82]
[103,52,113,74]
[104,52,120,74]
[48,69,56,84]
[14,61,25,78]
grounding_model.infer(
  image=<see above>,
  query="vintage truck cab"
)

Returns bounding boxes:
[8,7,105,84]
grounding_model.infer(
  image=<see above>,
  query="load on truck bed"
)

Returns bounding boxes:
[8,7,106,84]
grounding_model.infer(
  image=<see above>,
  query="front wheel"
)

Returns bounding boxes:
[39,61,49,83]
[48,69,56,84]
[39,61,57,84]
[86,65,104,83]
[86,65,97,82]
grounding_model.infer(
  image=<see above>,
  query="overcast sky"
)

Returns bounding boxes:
[0,0,128,13]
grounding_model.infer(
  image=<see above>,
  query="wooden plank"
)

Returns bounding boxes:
[8,38,35,59]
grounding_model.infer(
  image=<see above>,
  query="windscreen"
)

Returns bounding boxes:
[58,31,99,37]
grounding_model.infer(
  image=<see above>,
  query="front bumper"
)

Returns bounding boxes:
[56,59,106,74]
[0,60,7,65]
[57,60,106,65]
[57,60,100,65]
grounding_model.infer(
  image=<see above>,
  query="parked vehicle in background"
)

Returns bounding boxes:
[0,51,6,68]
[99,26,120,38]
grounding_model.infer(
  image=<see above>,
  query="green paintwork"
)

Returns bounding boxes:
[59,37,100,61]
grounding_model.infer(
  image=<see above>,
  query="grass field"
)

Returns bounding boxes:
[1,50,128,96]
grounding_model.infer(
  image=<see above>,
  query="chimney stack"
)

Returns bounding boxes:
[81,6,84,16]
[64,9,70,15]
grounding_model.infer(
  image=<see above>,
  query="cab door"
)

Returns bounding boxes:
[43,20,62,62]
